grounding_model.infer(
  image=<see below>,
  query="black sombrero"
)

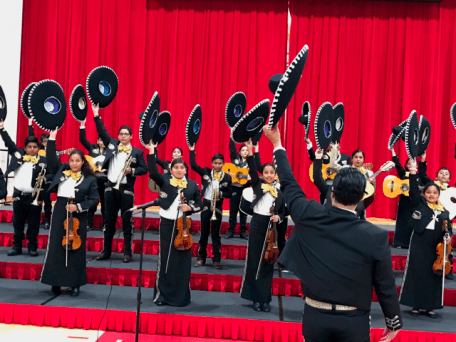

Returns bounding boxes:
[28,80,67,131]
[150,111,171,146]
[252,129,263,146]
[231,99,270,143]
[225,92,246,128]
[20,82,36,119]
[314,102,334,150]
[0,85,6,121]
[186,104,202,148]
[268,74,282,94]
[418,116,431,156]
[387,119,407,149]
[139,91,160,147]
[451,103,456,130]
[86,66,119,108]
[267,44,309,129]
[69,84,88,122]
[405,110,420,160]
[332,103,345,143]
[298,101,311,138]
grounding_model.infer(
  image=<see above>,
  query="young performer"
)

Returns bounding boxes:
[156,147,184,174]
[40,128,98,296]
[305,138,352,167]
[240,139,285,312]
[225,138,250,240]
[0,121,45,256]
[351,149,376,217]
[92,104,147,263]
[0,168,7,202]
[79,120,107,230]
[189,144,232,269]
[265,126,401,342]
[399,162,452,318]
[147,142,203,306]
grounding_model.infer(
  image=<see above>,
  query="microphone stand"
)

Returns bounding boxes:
[135,207,147,342]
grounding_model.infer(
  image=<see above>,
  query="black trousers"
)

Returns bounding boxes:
[103,183,134,255]
[302,304,370,342]
[12,190,42,251]
[88,177,105,226]
[277,217,287,255]
[228,187,247,234]
[197,200,222,262]
[43,183,52,222]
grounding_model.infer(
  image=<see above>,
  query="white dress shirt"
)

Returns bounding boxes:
[425,210,440,230]
[159,178,187,220]
[14,162,35,193]
[253,190,275,216]
[107,144,131,184]
[57,175,79,198]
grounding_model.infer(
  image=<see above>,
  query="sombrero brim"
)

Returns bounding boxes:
[225,92,246,128]
[252,129,263,146]
[231,99,270,144]
[186,104,202,148]
[69,84,88,122]
[405,110,420,160]
[20,82,36,119]
[451,103,456,130]
[298,101,311,137]
[417,116,431,156]
[0,85,7,121]
[314,102,334,150]
[268,45,309,129]
[28,80,67,132]
[268,74,282,94]
[388,127,406,150]
[332,102,345,143]
[86,66,119,108]
[139,91,160,147]
[151,111,171,146]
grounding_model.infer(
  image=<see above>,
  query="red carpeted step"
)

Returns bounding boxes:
[1,261,455,306]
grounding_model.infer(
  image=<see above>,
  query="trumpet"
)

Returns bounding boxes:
[31,167,47,206]
[210,182,219,221]
[113,156,133,190]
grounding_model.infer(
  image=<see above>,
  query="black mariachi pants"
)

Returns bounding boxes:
[103,183,134,256]
[197,200,222,262]
[12,190,42,251]
[88,176,106,227]
[228,186,247,234]
[43,182,52,222]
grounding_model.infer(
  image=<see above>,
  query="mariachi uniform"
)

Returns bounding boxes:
[156,156,172,174]
[227,138,250,236]
[79,126,107,228]
[399,174,452,310]
[0,127,46,254]
[148,153,203,306]
[94,116,147,258]
[40,140,98,287]
[0,168,7,202]
[240,155,285,305]
[189,150,232,264]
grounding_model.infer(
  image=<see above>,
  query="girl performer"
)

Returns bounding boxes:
[156,147,184,174]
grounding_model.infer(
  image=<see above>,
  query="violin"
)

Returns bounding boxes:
[433,220,453,276]
[62,197,82,262]
[264,206,279,263]
[174,193,193,251]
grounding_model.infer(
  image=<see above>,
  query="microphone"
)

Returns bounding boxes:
[128,199,161,211]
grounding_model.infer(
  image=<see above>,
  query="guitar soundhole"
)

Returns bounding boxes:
[450,197,456,204]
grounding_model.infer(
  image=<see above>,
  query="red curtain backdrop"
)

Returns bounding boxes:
[287,0,456,218]
[17,0,287,206]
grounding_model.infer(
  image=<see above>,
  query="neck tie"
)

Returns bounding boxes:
[434,181,447,191]
[119,145,132,154]
[63,170,82,181]
[170,178,187,189]
[213,172,221,181]
[23,155,39,164]
[261,183,278,198]
[427,201,445,212]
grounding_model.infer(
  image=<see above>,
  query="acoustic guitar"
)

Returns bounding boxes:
[222,163,249,185]
[437,187,456,219]
[38,147,75,157]
[383,176,410,198]
[363,161,394,199]
[309,163,339,182]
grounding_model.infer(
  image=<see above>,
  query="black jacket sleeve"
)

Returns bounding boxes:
[247,155,260,187]
[0,128,19,155]
[76,177,99,213]
[155,155,168,170]
[229,138,238,162]
[392,156,406,180]
[132,150,147,177]
[28,124,35,138]
[313,159,330,197]
[408,174,421,208]
[418,161,432,185]
[79,127,93,153]
[189,150,204,176]
[46,140,61,174]
[0,169,7,200]
[254,152,263,172]
[307,146,316,162]
[147,154,165,187]
[94,116,111,148]
[220,177,232,199]
[187,184,203,214]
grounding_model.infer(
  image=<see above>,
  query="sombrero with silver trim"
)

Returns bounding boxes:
[231,99,270,143]
[332,102,345,143]
[186,104,202,148]
[387,119,407,149]
[418,115,431,156]
[28,80,67,131]
[268,74,282,94]
[0,85,7,121]
[225,92,246,128]
[267,44,309,129]
[139,91,160,147]
[139,111,145,120]
[150,111,171,146]
[20,82,36,119]
[298,101,311,137]
[405,110,420,159]
[252,129,263,146]
[451,103,456,130]
[69,84,88,122]
[86,66,118,108]
[314,102,333,150]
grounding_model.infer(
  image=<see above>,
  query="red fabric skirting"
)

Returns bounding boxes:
[0,303,456,342]
[1,261,456,306]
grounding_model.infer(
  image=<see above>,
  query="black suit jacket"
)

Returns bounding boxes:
[0,169,7,200]
[46,140,99,213]
[79,127,107,158]
[274,148,402,329]
[0,128,47,188]
[189,150,232,205]
[308,146,352,167]
[156,156,171,174]
[94,116,147,188]
[148,154,203,213]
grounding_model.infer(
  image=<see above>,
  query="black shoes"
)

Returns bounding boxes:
[155,301,165,306]
[44,221,50,230]
[253,302,262,311]
[50,286,61,295]
[224,232,234,239]
[28,250,38,257]
[262,303,271,312]
[410,309,419,317]
[213,261,222,269]
[7,249,22,256]
[86,223,92,232]
[122,255,132,263]
[70,287,80,297]
[446,272,454,280]
[96,251,111,260]
[194,260,205,267]
[240,232,249,240]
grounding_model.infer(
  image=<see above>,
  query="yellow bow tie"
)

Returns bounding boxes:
[435,181,447,191]
[63,170,82,181]
[261,183,278,198]
[170,178,187,189]
[118,145,132,154]
[428,201,445,212]
[23,155,39,164]
[213,172,221,181]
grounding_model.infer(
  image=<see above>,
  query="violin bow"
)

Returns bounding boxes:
[165,189,183,274]
[65,199,69,267]
[442,220,449,306]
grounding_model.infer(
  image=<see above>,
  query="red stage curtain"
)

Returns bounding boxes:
[18,0,288,206]
[287,0,456,219]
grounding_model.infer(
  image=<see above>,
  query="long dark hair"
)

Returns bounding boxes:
[422,182,440,196]
[67,149,94,177]
[170,158,188,174]
[351,149,365,159]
